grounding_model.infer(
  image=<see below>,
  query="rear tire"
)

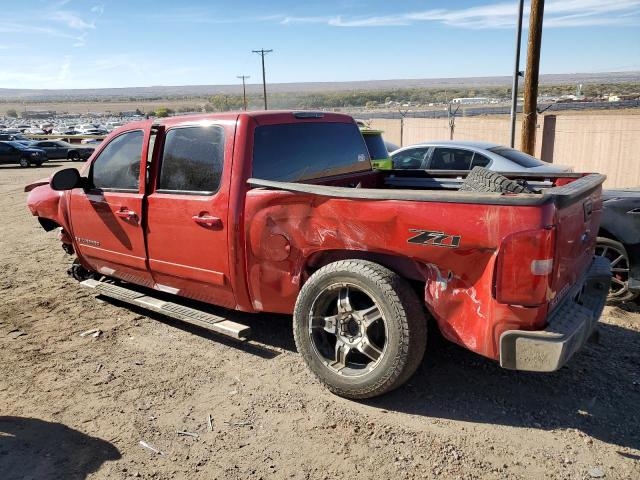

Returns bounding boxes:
[68,151,80,161]
[460,166,532,194]
[19,157,30,168]
[293,260,427,399]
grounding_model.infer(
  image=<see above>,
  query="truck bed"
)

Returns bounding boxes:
[248,170,605,208]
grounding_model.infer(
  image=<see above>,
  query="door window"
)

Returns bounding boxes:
[429,148,474,170]
[92,130,143,191]
[158,125,225,194]
[392,148,429,169]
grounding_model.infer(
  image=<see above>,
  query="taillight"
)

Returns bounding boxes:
[495,227,556,306]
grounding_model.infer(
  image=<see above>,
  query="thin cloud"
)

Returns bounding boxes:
[280,0,640,28]
[51,11,96,30]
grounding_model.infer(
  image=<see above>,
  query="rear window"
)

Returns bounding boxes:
[489,146,545,168]
[362,133,389,160]
[252,122,371,182]
[158,126,225,194]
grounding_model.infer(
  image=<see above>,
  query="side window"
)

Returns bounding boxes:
[429,148,473,170]
[92,130,143,191]
[472,153,491,168]
[158,125,224,194]
[392,148,428,169]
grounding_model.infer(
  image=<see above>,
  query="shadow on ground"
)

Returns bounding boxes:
[97,291,640,451]
[365,321,640,451]
[0,416,120,480]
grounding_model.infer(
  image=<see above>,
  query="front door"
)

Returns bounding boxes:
[145,123,235,308]
[69,127,154,286]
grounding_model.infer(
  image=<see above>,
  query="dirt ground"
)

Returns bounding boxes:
[1,163,639,480]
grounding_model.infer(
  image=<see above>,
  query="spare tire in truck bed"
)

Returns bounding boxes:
[459,166,532,194]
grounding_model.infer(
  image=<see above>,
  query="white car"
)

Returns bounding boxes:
[391,141,569,173]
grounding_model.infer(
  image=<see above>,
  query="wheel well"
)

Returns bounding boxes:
[598,227,618,242]
[303,250,427,298]
[38,218,61,232]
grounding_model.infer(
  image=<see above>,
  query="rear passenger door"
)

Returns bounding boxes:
[145,123,235,308]
[428,148,474,170]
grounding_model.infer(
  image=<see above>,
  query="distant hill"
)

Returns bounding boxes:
[1,71,638,102]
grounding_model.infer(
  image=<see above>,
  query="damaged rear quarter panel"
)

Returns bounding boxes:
[245,189,555,360]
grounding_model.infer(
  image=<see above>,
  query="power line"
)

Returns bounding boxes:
[237,75,250,111]
[252,49,273,110]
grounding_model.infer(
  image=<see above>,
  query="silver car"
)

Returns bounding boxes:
[390,141,568,173]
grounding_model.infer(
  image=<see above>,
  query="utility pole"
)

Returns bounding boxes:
[237,75,250,111]
[398,108,409,146]
[252,49,273,110]
[521,0,545,155]
[509,0,525,148]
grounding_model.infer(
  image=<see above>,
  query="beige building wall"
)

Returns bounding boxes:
[367,113,639,187]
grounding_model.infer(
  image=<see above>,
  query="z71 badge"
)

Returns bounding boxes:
[407,229,461,248]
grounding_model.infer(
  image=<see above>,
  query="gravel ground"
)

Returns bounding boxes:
[1,163,639,480]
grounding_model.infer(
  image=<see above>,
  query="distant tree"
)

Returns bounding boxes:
[6,109,18,118]
[154,107,174,118]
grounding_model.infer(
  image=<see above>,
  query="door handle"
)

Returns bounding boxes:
[115,208,137,220]
[192,215,222,228]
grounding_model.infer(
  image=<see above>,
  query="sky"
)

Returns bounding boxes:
[0,0,639,90]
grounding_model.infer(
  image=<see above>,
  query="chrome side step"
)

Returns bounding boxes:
[80,279,250,339]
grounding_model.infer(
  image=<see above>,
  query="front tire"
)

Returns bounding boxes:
[293,260,427,399]
[19,157,30,168]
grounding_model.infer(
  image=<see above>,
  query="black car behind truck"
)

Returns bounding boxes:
[0,141,47,167]
[597,189,640,302]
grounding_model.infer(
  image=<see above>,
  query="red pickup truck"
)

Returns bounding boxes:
[26,111,611,399]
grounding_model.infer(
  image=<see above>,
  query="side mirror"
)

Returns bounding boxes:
[50,168,84,191]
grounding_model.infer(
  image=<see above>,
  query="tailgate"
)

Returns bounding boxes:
[548,175,605,308]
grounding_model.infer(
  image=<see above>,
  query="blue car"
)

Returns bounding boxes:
[0,141,48,167]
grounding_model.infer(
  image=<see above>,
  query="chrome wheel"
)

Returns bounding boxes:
[309,283,387,376]
[595,238,632,301]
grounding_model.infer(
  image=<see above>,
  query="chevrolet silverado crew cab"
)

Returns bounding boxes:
[26,111,611,399]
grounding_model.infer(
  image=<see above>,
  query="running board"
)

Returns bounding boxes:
[80,279,250,339]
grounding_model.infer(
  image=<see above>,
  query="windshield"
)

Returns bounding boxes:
[362,133,389,160]
[489,146,545,168]
[252,122,371,182]
[7,141,27,150]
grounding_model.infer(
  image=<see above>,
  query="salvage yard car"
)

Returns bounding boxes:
[596,188,640,302]
[0,140,47,167]
[391,141,568,173]
[25,111,611,399]
[27,140,94,162]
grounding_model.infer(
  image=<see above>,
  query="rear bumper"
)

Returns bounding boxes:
[499,256,611,372]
